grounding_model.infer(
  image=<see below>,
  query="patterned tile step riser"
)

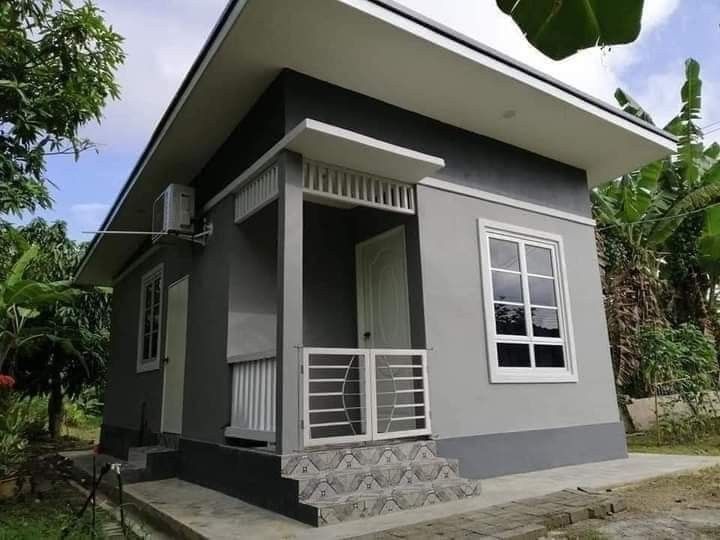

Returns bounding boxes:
[297,460,460,502]
[308,479,483,526]
[282,440,438,476]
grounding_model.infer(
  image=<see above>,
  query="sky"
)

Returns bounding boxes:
[30,0,720,240]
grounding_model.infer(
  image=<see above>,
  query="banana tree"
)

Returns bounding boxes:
[593,58,720,389]
[0,246,78,373]
[496,0,644,60]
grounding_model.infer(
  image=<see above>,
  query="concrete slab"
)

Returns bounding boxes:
[121,453,720,540]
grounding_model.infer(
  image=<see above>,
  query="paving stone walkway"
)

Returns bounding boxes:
[350,488,626,539]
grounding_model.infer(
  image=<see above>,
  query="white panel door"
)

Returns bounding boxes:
[356,226,411,348]
[161,276,189,434]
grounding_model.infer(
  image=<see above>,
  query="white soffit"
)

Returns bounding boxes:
[76,0,675,285]
[288,120,445,184]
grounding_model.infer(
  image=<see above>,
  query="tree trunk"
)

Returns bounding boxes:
[48,352,64,439]
[48,383,64,439]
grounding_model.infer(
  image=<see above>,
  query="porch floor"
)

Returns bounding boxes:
[114,453,720,539]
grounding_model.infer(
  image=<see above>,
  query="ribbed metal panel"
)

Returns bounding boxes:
[230,357,276,434]
[303,160,415,214]
[234,164,279,223]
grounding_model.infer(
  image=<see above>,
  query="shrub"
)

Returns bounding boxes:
[638,323,720,442]
[0,398,29,479]
[16,396,49,440]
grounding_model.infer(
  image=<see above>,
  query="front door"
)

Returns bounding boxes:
[356,226,411,348]
[161,276,189,434]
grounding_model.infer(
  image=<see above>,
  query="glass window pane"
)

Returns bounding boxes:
[534,345,565,368]
[490,238,520,271]
[143,310,151,334]
[526,246,553,276]
[529,277,556,306]
[492,271,523,303]
[494,304,527,336]
[144,285,153,309]
[153,277,161,298]
[497,343,531,367]
[532,308,560,338]
[151,331,159,358]
[143,335,151,360]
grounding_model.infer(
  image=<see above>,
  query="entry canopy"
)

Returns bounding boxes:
[76,0,676,285]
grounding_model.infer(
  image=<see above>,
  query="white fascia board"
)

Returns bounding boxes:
[203,119,445,212]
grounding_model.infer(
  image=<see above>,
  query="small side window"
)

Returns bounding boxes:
[137,265,164,373]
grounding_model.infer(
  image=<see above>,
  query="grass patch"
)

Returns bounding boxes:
[617,465,720,513]
[0,480,112,539]
[64,413,101,443]
[627,431,720,456]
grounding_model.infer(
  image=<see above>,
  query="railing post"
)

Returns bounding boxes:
[276,150,304,454]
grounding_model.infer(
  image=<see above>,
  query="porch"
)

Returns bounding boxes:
[222,125,440,452]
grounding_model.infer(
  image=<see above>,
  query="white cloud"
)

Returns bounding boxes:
[399,0,681,106]
[78,0,684,156]
[83,0,227,151]
[69,203,111,233]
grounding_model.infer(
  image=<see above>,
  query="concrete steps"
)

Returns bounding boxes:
[280,440,482,526]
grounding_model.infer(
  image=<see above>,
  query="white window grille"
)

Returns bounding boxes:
[303,160,415,214]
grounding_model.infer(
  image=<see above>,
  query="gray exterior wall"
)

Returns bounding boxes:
[416,185,621,439]
[181,198,235,444]
[103,70,622,474]
[281,70,590,217]
[103,244,192,439]
[227,203,278,360]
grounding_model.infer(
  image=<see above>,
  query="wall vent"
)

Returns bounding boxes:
[234,164,279,224]
[303,160,415,214]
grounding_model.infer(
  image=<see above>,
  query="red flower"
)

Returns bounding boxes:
[0,374,15,390]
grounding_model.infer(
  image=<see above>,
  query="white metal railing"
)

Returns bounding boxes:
[303,160,416,215]
[234,164,279,224]
[302,348,430,446]
[225,354,276,442]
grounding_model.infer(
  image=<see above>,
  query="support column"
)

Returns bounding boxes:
[276,151,304,454]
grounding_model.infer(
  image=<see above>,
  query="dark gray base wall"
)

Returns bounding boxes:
[438,422,628,479]
[177,438,315,524]
[100,424,159,460]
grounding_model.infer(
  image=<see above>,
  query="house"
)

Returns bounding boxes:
[75,0,675,526]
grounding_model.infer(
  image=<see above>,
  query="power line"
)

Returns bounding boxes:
[597,200,720,231]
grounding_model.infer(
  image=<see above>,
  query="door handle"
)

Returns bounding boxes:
[363,332,371,340]
[163,357,170,364]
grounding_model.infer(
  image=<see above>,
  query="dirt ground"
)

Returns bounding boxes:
[552,466,720,539]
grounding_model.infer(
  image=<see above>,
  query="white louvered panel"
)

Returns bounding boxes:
[303,160,416,215]
[229,357,276,435]
[234,164,279,223]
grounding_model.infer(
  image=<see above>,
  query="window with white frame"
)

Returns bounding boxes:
[478,221,577,383]
[137,265,163,372]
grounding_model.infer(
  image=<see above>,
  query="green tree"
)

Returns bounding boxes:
[0,220,111,439]
[0,245,78,374]
[0,0,124,216]
[593,59,720,392]
[496,0,644,60]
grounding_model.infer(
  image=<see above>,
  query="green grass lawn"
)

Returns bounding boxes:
[0,413,123,539]
[627,431,720,456]
[0,481,112,540]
